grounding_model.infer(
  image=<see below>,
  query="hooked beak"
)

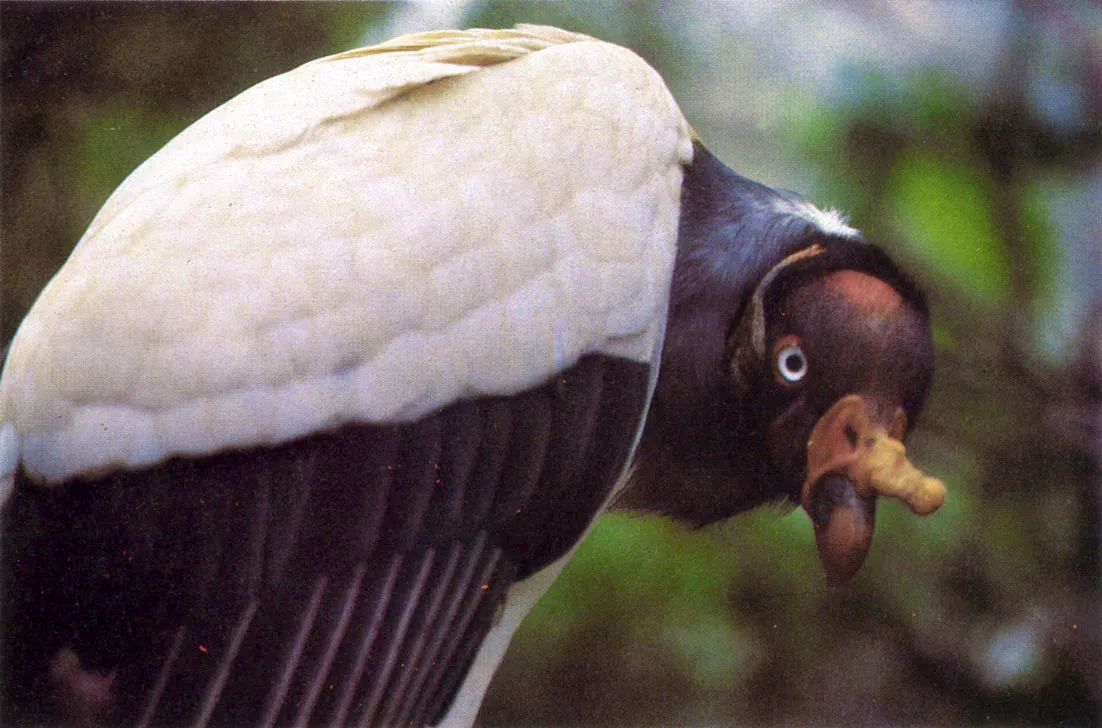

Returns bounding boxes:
[801,395,946,586]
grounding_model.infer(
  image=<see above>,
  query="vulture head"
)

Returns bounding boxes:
[621,145,944,584]
[0,25,945,728]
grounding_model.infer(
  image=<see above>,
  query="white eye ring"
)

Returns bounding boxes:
[776,343,808,383]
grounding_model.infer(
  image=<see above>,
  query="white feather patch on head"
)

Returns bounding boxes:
[775,197,860,239]
[0,26,693,484]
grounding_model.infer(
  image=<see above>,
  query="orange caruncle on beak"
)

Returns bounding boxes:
[802,395,947,585]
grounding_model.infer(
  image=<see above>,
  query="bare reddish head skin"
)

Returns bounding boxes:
[822,269,905,318]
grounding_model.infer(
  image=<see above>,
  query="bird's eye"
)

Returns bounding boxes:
[775,341,808,384]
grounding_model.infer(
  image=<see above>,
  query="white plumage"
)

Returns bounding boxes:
[0,26,691,485]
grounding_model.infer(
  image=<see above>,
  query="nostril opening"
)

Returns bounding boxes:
[844,425,858,449]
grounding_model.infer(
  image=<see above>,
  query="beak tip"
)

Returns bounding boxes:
[806,474,876,587]
[815,524,873,587]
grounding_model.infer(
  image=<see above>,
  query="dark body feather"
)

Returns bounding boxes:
[1,354,650,727]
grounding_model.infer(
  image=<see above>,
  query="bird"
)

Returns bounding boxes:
[0,24,947,728]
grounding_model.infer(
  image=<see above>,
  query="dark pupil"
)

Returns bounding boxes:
[784,352,804,373]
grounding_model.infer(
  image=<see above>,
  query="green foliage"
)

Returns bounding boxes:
[885,151,1010,304]
[74,105,180,226]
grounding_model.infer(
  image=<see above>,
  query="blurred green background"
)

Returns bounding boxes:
[2,2,1098,726]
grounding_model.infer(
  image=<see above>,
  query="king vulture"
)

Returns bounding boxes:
[0,25,947,728]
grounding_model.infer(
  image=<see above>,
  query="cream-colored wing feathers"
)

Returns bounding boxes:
[0,26,693,485]
[317,24,590,64]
